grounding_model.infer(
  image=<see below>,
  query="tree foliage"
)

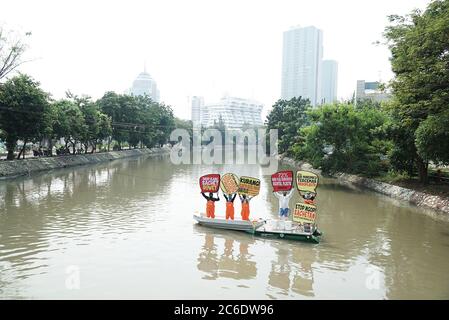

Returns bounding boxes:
[293,103,390,176]
[266,97,311,155]
[0,74,51,159]
[383,0,449,182]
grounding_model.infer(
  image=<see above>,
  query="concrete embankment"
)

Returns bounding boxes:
[0,147,170,180]
[279,155,449,215]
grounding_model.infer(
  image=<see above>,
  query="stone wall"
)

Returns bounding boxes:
[278,155,449,215]
[0,147,170,180]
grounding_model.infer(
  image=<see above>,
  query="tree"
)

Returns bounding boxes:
[266,97,311,155]
[0,27,31,81]
[415,110,449,165]
[0,74,51,159]
[52,99,85,154]
[383,0,449,183]
[294,103,390,176]
[174,118,193,147]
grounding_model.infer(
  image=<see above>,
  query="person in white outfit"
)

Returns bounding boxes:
[273,189,294,219]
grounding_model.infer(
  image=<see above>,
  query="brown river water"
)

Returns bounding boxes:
[0,154,448,299]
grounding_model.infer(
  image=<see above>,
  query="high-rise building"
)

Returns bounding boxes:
[200,96,263,129]
[191,96,204,128]
[130,68,160,102]
[355,80,391,104]
[321,60,338,104]
[281,25,323,106]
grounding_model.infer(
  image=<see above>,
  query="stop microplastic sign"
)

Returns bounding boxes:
[271,170,293,192]
[199,174,221,193]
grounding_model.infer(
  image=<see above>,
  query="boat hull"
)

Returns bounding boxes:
[251,229,320,243]
[193,214,322,244]
[193,214,264,232]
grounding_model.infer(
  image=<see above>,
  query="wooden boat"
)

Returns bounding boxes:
[193,213,321,244]
[193,213,265,232]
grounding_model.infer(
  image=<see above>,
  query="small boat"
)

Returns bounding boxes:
[252,220,322,244]
[193,213,322,244]
[193,213,265,232]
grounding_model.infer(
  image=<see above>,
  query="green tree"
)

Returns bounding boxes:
[415,110,449,165]
[266,97,311,155]
[383,0,449,182]
[294,103,390,176]
[0,74,51,159]
[98,92,133,150]
[52,99,85,154]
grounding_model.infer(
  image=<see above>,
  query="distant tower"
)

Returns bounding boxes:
[191,96,204,129]
[130,65,160,102]
[281,25,323,106]
[321,60,338,104]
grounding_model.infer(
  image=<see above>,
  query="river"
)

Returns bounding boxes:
[0,154,448,299]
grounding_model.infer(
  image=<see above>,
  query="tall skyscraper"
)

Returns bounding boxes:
[130,67,160,102]
[191,96,204,128]
[321,60,338,104]
[281,25,323,106]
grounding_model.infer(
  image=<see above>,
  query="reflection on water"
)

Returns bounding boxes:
[197,229,257,281]
[0,154,449,299]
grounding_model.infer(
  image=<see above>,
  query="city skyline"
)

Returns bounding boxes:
[281,25,323,106]
[2,0,431,120]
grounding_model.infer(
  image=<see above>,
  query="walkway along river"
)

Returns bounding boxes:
[0,154,448,299]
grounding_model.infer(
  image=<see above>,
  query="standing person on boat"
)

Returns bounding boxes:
[273,189,294,219]
[223,193,236,220]
[302,192,316,205]
[202,192,220,218]
[239,194,252,221]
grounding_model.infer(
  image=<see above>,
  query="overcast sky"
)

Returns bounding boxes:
[2,0,430,120]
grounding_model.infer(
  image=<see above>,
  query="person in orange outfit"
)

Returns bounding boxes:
[202,192,220,218]
[223,193,236,220]
[239,194,252,220]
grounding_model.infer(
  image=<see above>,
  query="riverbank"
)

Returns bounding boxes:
[0,147,171,180]
[279,155,449,215]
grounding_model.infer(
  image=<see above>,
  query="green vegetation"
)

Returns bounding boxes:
[382,0,449,182]
[0,75,176,159]
[266,0,449,185]
[293,103,389,177]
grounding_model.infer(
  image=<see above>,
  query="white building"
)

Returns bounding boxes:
[355,80,391,104]
[321,60,338,104]
[191,96,204,128]
[200,96,263,129]
[130,68,160,102]
[281,25,323,106]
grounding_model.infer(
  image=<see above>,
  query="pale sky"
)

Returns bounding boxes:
[2,0,430,120]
